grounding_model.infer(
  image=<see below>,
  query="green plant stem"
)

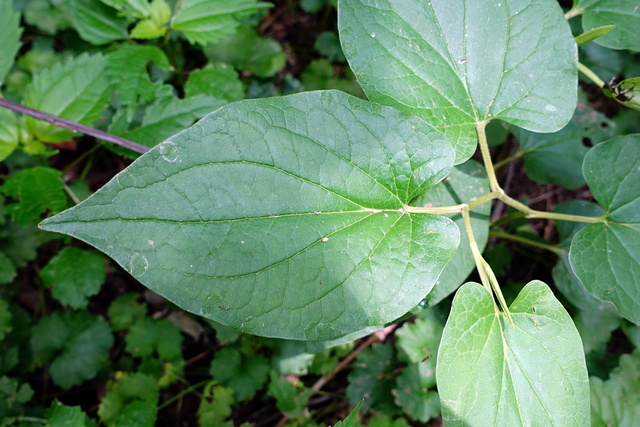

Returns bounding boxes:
[476,121,501,192]
[493,150,524,170]
[157,379,209,410]
[525,210,604,223]
[578,62,605,87]
[404,190,500,214]
[490,231,565,255]
[564,7,585,20]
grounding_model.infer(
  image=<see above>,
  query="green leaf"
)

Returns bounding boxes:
[108,293,148,331]
[1,167,67,225]
[31,311,114,389]
[574,25,616,46]
[24,53,111,143]
[114,400,157,427]
[98,372,159,426]
[347,343,397,414]
[204,26,286,78]
[582,0,640,51]
[552,201,608,311]
[40,246,106,308]
[338,0,577,164]
[0,109,19,161]
[185,63,244,102]
[315,31,346,62]
[198,381,235,427]
[58,0,129,45]
[0,0,22,86]
[210,347,270,401]
[334,401,364,427]
[172,0,272,45]
[100,0,150,18]
[0,252,17,285]
[40,90,459,340]
[413,159,490,305]
[268,371,312,419]
[0,299,11,341]
[590,350,640,426]
[367,414,410,427]
[107,45,171,111]
[393,365,440,422]
[125,317,183,361]
[436,281,590,426]
[569,135,640,324]
[130,0,171,39]
[603,77,640,111]
[301,59,365,98]
[0,221,44,269]
[23,0,72,35]
[395,317,442,372]
[46,401,93,427]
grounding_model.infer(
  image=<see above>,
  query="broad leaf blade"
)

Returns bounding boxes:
[40,91,459,340]
[437,281,590,426]
[59,0,129,45]
[338,0,577,164]
[569,135,640,323]
[582,0,640,51]
[0,0,22,86]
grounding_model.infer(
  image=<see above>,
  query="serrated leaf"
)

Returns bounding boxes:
[115,400,157,427]
[185,63,244,102]
[198,381,235,427]
[98,372,159,426]
[40,90,459,340]
[58,0,129,45]
[334,401,364,427]
[268,371,312,419]
[590,350,640,426]
[210,348,270,401]
[125,317,183,361]
[40,246,106,308]
[107,45,171,109]
[172,0,272,45]
[569,135,640,324]
[1,167,67,225]
[204,26,286,78]
[31,311,114,389]
[0,109,20,162]
[0,1,22,86]
[414,160,490,305]
[395,317,442,370]
[582,0,640,51]
[436,281,590,426]
[100,0,150,18]
[24,53,110,143]
[46,401,93,427]
[108,293,148,331]
[23,0,72,35]
[393,365,440,422]
[338,0,577,164]
[347,343,397,414]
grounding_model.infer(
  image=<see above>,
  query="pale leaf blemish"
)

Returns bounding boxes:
[322,237,329,242]
[159,141,180,162]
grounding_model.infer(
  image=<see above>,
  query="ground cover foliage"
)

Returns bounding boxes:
[0,0,639,426]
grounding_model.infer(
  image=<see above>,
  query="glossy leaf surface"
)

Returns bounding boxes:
[40,91,459,340]
[437,281,589,426]
[338,0,577,164]
[570,135,640,324]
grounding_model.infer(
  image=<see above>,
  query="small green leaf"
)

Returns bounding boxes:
[24,53,111,143]
[40,246,106,309]
[395,317,442,372]
[58,0,129,45]
[590,350,640,426]
[210,348,270,401]
[268,371,312,419]
[115,400,157,427]
[184,63,244,102]
[98,372,159,426]
[301,59,365,98]
[570,135,640,324]
[0,299,11,341]
[575,25,616,46]
[172,0,272,45]
[46,401,93,427]
[437,281,590,426]
[204,26,286,78]
[582,0,640,51]
[315,31,345,62]
[31,311,114,389]
[198,381,235,427]
[347,343,397,413]
[0,0,22,86]
[125,317,183,361]
[334,401,364,427]
[108,293,148,331]
[0,109,19,161]
[393,365,440,422]
[1,167,67,225]
[23,0,71,35]
[0,252,17,285]
[339,0,577,164]
[100,0,150,18]
[40,90,459,340]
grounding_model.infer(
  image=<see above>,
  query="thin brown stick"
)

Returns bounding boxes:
[0,97,150,154]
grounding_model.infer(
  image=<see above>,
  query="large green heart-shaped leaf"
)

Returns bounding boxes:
[338,0,578,164]
[569,135,640,324]
[580,0,640,51]
[40,91,459,340]
[436,281,590,426]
